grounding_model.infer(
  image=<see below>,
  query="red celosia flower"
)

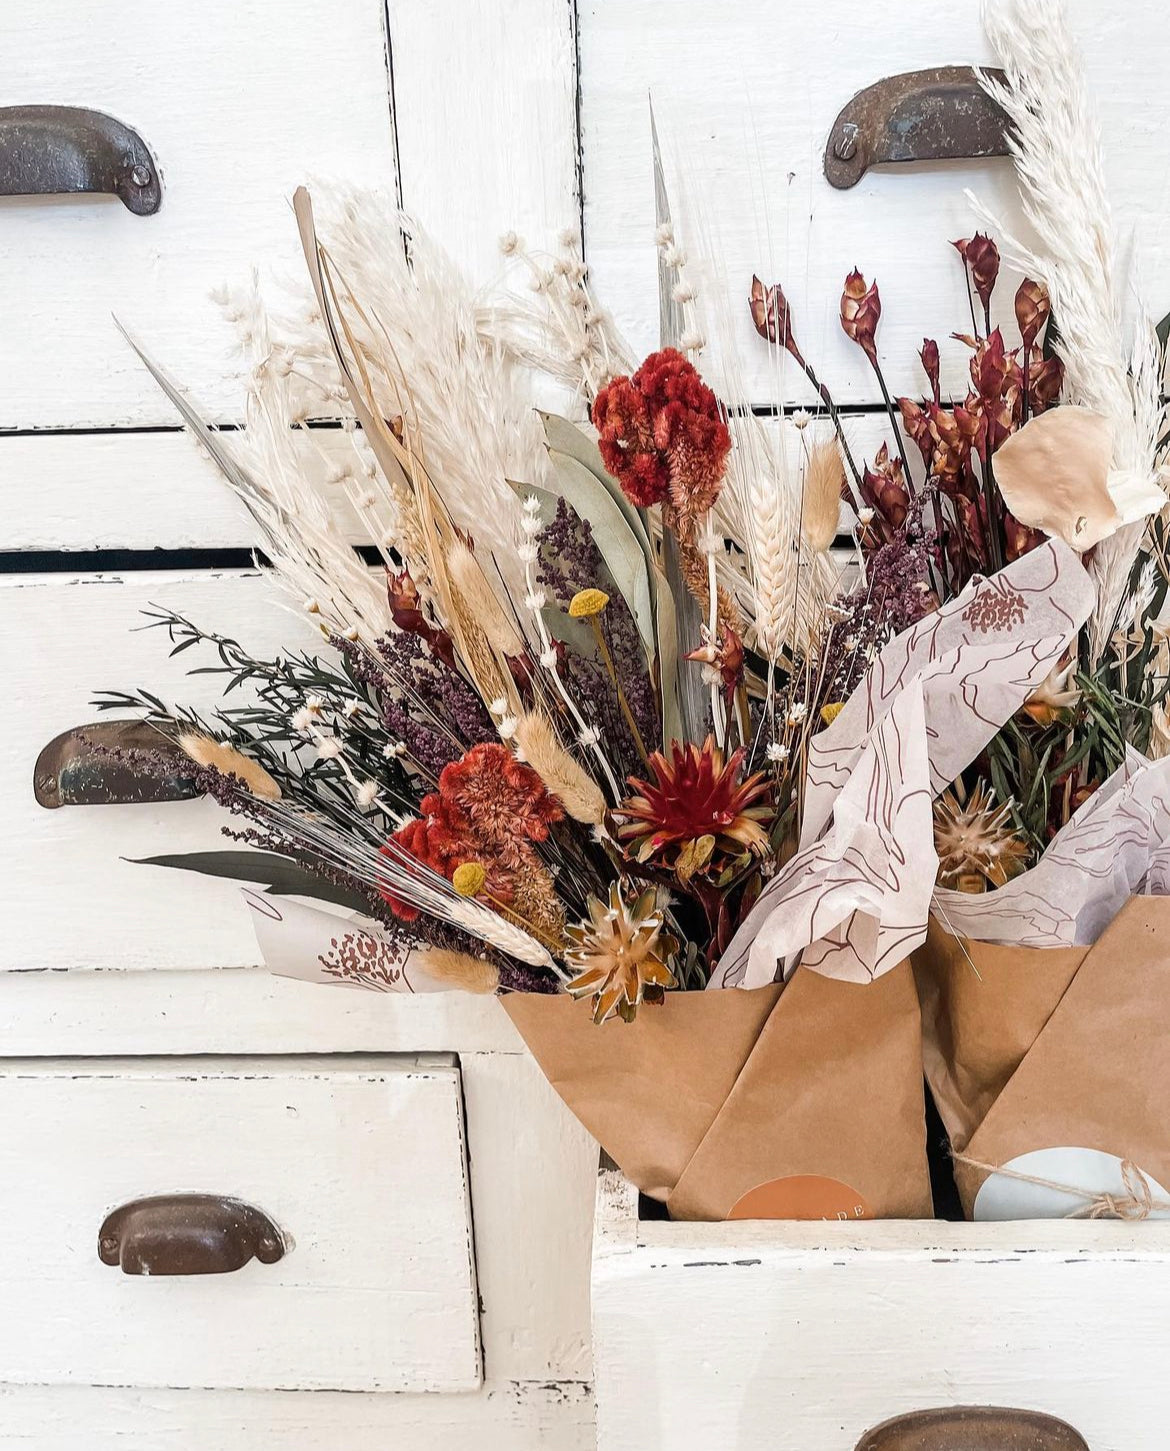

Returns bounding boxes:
[592,348,731,516]
[616,736,772,876]
[840,269,881,365]
[437,743,562,864]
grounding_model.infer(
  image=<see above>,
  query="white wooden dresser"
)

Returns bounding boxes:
[2,2,1168,1447]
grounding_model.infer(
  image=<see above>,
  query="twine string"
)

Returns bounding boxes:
[953,1153,1170,1220]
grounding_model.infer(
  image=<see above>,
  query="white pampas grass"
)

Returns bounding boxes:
[979,0,1167,655]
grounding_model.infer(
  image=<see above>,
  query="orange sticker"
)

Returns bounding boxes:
[726,1175,874,1221]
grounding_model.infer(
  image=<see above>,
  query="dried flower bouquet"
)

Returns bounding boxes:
[53,0,1170,1218]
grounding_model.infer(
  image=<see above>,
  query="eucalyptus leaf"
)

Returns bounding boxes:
[545,448,656,662]
[539,411,656,571]
[129,850,372,913]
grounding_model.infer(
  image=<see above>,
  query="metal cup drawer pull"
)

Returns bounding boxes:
[824,67,1012,189]
[0,105,161,214]
[98,1195,287,1276]
[856,1407,1090,1450]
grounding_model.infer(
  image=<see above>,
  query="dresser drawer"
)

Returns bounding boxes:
[0,1055,480,1393]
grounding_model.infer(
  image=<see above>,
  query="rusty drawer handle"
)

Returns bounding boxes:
[857,1406,1089,1450]
[0,105,161,214]
[824,67,1011,189]
[98,1195,287,1276]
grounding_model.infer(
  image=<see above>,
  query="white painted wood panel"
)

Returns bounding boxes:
[0,1379,596,1451]
[4,569,321,972]
[0,1056,481,1393]
[0,0,397,429]
[592,1172,1170,1451]
[388,0,580,282]
[579,0,1170,405]
[0,430,363,552]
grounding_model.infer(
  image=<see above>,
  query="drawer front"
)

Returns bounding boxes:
[0,1055,481,1392]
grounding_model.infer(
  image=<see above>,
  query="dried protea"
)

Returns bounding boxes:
[1014,278,1050,350]
[934,783,1030,890]
[564,882,678,1024]
[749,274,802,362]
[840,269,881,365]
[616,736,772,880]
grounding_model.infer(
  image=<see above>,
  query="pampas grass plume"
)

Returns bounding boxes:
[514,711,606,824]
[803,440,845,554]
[178,732,282,802]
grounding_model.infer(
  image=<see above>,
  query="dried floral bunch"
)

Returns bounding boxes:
[90,0,1170,1016]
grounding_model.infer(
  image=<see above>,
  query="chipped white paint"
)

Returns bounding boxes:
[0,1056,480,1393]
[592,1169,1170,1450]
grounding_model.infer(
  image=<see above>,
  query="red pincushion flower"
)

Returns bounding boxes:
[592,348,730,515]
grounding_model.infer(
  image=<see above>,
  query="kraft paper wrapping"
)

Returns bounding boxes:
[956,896,1170,1218]
[911,918,1088,1152]
[504,963,932,1221]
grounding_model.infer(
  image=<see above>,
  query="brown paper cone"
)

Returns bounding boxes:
[504,963,931,1221]
[912,916,1087,1152]
[958,896,1170,1217]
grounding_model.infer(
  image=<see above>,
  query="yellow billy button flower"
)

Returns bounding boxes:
[820,701,845,726]
[568,588,609,619]
[451,861,487,898]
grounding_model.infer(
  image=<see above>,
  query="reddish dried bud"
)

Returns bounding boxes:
[749,275,802,362]
[685,623,744,699]
[969,328,1020,403]
[926,403,978,494]
[1015,278,1051,349]
[387,567,456,670]
[898,396,934,468]
[1025,351,1063,413]
[954,233,1001,314]
[840,269,881,365]
[920,339,941,404]
[861,441,909,534]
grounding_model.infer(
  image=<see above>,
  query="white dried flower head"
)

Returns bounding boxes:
[488,697,509,718]
[355,779,379,809]
[497,715,518,740]
[557,226,578,249]
[528,269,552,293]
[522,494,542,515]
[342,625,360,642]
[857,507,875,525]
[792,409,812,430]
[357,491,377,509]
[663,246,687,268]
[578,726,600,748]
[568,289,588,310]
[553,256,573,277]
[569,340,591,363]
[766,741,791,764]
[524,588,547,611]
[696,528,723,556]
[498,230,521,256]
[679,329,705,352]
[303,597,321,615]
[700,664,721,687]
[672,281,695,303]
[343,699,362,719]
[382,741,406,759]
[518,541,539,564]
[655,223,674,246]
[521,513,542,539]
[305,695,324,715]
[291,707,314,733]
[316,735,342,760]
[844,634,859,651]
[786,701,808,725]
[539,646,558,669]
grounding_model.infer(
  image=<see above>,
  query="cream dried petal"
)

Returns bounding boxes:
[993,406,1118,552]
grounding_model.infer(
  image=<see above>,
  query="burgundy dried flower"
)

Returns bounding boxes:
[749,275,802,362]
[920,339,941,404]
[1026,351,1064,413]
[954,234,1000,315]
[898,397,934,468]
[387,567,456,670]
[1014,278,1050,350]
[840,269,881,366]
[861,442,910,536]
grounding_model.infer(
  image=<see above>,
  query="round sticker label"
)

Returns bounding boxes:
[727,1175,874,1221]
[973,1146,1170,1220]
